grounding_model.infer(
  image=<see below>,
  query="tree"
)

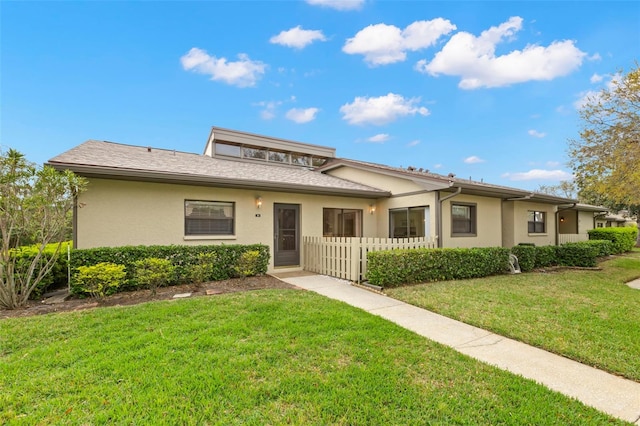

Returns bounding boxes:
[0,149,86,309]
[569,65,640,209]
[536,181,578,199]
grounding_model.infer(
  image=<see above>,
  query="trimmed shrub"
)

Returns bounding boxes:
[510,245,536,272]
[70,244,269,292]
[133,258,175,295]
[233,250,262,278]
[588,227,638,254]
[580,239,614,257]
[188,252,219,284]
[557,242,599,267]
[73,262,126,298]
[534,245,558,268]
[367,247,510,287]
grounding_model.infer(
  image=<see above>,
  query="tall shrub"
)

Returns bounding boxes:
[588,227,638,253]
[510,245,536,272]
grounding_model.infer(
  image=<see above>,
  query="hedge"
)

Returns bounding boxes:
[367,247,510,287]
[557,242,600,267]
[70,244,269,295]
[510,245,536,272]
[588,227,638,254]
[534,245,558,268]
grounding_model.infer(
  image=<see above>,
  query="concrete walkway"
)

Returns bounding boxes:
[273,273,640,424]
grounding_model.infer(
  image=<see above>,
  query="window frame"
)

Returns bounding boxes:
[389,206,428,238]
[527,210,546,234]
[184,200,235,237]
[451,203,477,237]
[323,208,363,237]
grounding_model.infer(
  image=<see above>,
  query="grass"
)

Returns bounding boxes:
[387,251,640,382]
[0,290,627,425]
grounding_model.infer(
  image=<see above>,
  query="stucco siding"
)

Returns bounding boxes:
[326,167,425,195]
[508,201,557,246]
[76,178,378,271]
[440,193,502,248]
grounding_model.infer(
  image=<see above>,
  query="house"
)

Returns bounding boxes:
[47,126,605,276]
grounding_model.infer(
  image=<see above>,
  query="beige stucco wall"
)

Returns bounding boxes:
[502,201,557,247]
[440,193,502,248]
[578,211,596,234]
[76,178,378,272]
[326,167,426,195]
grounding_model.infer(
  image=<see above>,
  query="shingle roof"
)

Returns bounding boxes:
[47,140,390,198]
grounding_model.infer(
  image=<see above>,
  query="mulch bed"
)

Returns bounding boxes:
[0,275,298,320]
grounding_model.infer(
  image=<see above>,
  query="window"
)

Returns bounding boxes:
[451,204,476,236]
[597,222,604,228]
[185,200,234,236]
[215,143,241,157]
[527,211,546,233]
[390,207,427,238]
[323,208,362,237]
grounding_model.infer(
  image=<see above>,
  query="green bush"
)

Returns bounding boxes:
[533,245,558,268]
[73,262,126,298]
[588,227,638,254]
[133,258,175,295]
[580,239,614,257]
[234,250,262,278]
[557,242,599,267]
[70,244,269,292]
[12,241,72,298]
[367,247,510,287]
[188,252,219,284]
[510,245,536,272]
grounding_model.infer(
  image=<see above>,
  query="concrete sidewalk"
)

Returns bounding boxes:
[273,273,640,424]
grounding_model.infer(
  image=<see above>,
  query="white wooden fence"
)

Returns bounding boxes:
[303,236,437,282]
[558,233,589,244]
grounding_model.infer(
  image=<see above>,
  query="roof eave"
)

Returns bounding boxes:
[46,162,391,199]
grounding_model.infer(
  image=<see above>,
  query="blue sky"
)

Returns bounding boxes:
[2,0,639,190]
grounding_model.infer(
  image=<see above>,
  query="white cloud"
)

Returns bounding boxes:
[367,133,390,143]
[285,107,319,123]
[574,72,621,109]
[501,169,573,181]
[270,26,327,49]
[434,163,443,169]
[340,93,430,125]
[528,129,546,138]
[180,48,266,87]
[407,140,420,147]
[590,73,604,83]
[306,0,364,10]
[464,155,485,164]
[253,100,282,120]
[416,16,586,89]
[343,19,456,66]
[588,53,602,61]
[546,160,560,167]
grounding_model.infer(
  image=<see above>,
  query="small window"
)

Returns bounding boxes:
[215,143,241,157]
[268,151,290,163]
[597,222,603,228]
[390,207,427,238]
[291,154,311,166]
[323,208,362,237]
[451,204,476,236]
[242,147,267,160]
[527,211,546,233]
[185,200,234,236]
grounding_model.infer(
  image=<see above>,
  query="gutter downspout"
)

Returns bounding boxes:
[555,203,577,246]
[437,186,462,248]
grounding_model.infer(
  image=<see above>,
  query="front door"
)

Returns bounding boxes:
[274,204,300,267]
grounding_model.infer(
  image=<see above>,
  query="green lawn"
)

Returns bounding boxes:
[0,290,626,425]
[387,251,640,382]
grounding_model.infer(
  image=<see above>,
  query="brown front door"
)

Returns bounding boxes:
[274,203,300,267]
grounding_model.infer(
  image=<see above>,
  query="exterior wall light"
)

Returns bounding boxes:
[369,204,376,215]
[256,197,263,209]
[560,216,565,222]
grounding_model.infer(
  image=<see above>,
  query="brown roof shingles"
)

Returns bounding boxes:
[47,140,390,197]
